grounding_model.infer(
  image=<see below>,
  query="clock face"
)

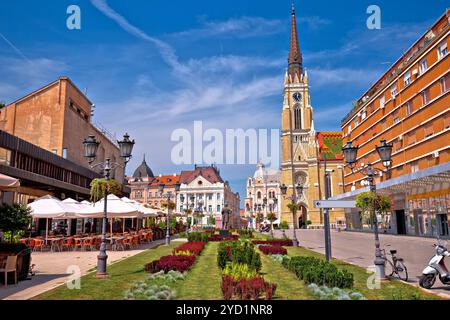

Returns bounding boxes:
[293,92,302,102]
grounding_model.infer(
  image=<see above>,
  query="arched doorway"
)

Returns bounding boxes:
[298,205,307,228]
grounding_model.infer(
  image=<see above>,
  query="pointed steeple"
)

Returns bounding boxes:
[288,1,303,81]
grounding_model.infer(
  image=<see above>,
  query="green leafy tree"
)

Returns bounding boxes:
[356,191,391,227]
[0,204,32,243]
[90,178,120,202]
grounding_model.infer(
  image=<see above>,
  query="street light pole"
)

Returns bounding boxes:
[159,182,181,246]
[342,139,393,280]
[83,133,135,278]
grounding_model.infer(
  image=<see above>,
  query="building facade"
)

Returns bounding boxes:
[279,4,345,227]
[127,157,181,208]
[177,165,240,228]
[335,10,450,237]
[244,163,281,229]
[0,77,125,183]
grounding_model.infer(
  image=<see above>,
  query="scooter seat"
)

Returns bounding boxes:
[390,250,397,254]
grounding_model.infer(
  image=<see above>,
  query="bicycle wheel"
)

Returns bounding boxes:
[395,261,408,282]
[385,259,395,277]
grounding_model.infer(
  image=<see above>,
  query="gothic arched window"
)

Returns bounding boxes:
[294,104,302,129]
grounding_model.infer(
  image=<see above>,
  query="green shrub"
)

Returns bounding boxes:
[217,241,261,271]
[187,232,209,243]
[282,256,354,289]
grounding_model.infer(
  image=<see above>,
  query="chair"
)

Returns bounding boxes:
[33,239,44,252]
[93,237,102,250]
[62,238,74,251]
[0,255,17,287]
[82,238,94,251]
[51,239,63,252]
[73,238,83,251]
[123,237,132,250]
[112,238,125,251]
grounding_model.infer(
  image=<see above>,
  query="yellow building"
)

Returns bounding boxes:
[280,4,345,227]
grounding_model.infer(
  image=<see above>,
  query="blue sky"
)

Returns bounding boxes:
[0,0,448,204]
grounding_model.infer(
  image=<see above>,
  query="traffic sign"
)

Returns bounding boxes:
[313,200,356,209]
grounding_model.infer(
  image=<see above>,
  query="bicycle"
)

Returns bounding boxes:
[381,247,408,281]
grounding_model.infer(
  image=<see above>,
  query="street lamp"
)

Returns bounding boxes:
[83,133,135,277]
[342,139,393,280]
[158,181,181,245]
[280,183,302,247]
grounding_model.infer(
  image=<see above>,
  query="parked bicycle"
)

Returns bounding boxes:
[381,246,408,281]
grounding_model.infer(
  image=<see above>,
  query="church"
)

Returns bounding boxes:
[279,3,346,227]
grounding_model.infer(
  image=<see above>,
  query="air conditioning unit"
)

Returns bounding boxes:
[432,151,440,158]
[412,69,418,76]
[398,134,403,140]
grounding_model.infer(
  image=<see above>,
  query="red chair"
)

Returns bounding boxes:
[63,238,73,251]
[73,238,83,251]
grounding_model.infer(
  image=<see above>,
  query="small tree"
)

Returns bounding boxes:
[356,191,391,229]
[267,212,277,238]
[0,204,32,243]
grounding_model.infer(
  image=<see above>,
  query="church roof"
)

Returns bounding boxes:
[317,132,344,161]
[179,165,224,185]
[132,156,154,180]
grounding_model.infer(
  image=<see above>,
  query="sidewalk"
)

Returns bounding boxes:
[0,239,166,300]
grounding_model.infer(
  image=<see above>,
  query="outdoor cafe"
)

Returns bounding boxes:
[21,194,175,252]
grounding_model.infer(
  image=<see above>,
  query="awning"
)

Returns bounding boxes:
[0,173,20,191]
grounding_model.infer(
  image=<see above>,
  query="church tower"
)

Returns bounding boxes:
[280,3,320,227]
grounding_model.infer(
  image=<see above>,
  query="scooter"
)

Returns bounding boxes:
[419,240,450,289]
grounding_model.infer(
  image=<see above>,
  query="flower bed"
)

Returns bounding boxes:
[145,255,196,273]
[282,256,354,289]
[174,241,206,256]
[258,245,287,255]
[187,232,210,243]
[221,275,277,300]
[252,239,293,246]
[208,234,239,242]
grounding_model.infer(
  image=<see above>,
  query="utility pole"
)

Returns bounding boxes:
[323,159,332,261]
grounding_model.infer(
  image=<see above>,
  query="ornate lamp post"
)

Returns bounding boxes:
[280,182,303,247]
[83,133,135,277]
[342,139,393,280]
[158,182,181,245]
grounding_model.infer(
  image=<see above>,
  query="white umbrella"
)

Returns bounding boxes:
[0,173,20,191]
[76,194,141,219]
[121,197,160,217]
[28,195,77,243]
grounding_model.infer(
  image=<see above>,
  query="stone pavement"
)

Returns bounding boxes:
[274,229,450,299]
[0,239,169,300]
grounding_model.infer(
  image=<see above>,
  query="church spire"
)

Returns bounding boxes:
[288,1,303,80]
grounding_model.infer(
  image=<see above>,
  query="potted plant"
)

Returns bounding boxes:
[90,178,120,202]
[267,212,277,238]
[0,204,32,281]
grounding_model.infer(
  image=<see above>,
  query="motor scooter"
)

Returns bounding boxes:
[419,240,450,289]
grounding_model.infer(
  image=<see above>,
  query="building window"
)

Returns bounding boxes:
[148,192,152,198]
[392,112,400,124]
[217,193,221,200]
[422,89,430,106]
[369,103,374,114]
[440,75,449,93]
[390,84,398,98]
[404,71,411,87]
[407,132,416,146]
[361,110,367,120]
[208,205,212,212]
[437,41,448,60]
[294,105,302,130]
[394,138,402,152]
[62,148,68,159]
[405,100,413,116]
[380,119,387,131]
[217,205,221,212]
[419,58,428,74]
[424,124,434,138]
[379,95,385,109]
[354,117,359,127]
[347,124,352,134]
[410,161,419,173]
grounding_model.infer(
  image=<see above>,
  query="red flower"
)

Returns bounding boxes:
[174,241,206,256]
[258,245,287,255]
